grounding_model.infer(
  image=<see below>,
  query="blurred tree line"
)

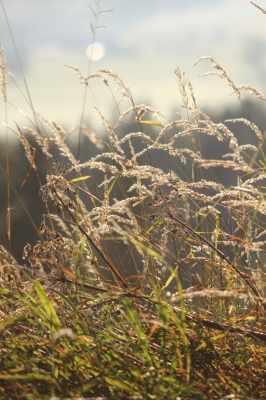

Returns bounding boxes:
[0,99,265,265]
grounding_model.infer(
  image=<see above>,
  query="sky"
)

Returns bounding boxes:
[1,0,266,133]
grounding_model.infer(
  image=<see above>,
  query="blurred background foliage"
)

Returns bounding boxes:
[1,99,265,266]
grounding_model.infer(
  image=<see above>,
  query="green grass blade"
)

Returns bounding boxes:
[31,279,61,330]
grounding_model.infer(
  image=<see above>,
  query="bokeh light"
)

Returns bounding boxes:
[86,42,106,61]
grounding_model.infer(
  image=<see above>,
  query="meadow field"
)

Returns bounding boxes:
[0,1,266,399]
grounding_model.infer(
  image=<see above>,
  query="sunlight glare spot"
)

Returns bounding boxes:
[86,42,106,61]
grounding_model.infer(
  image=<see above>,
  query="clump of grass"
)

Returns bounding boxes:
[0,1,266,399]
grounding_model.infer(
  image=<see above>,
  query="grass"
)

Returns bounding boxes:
[0,1,266,399]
